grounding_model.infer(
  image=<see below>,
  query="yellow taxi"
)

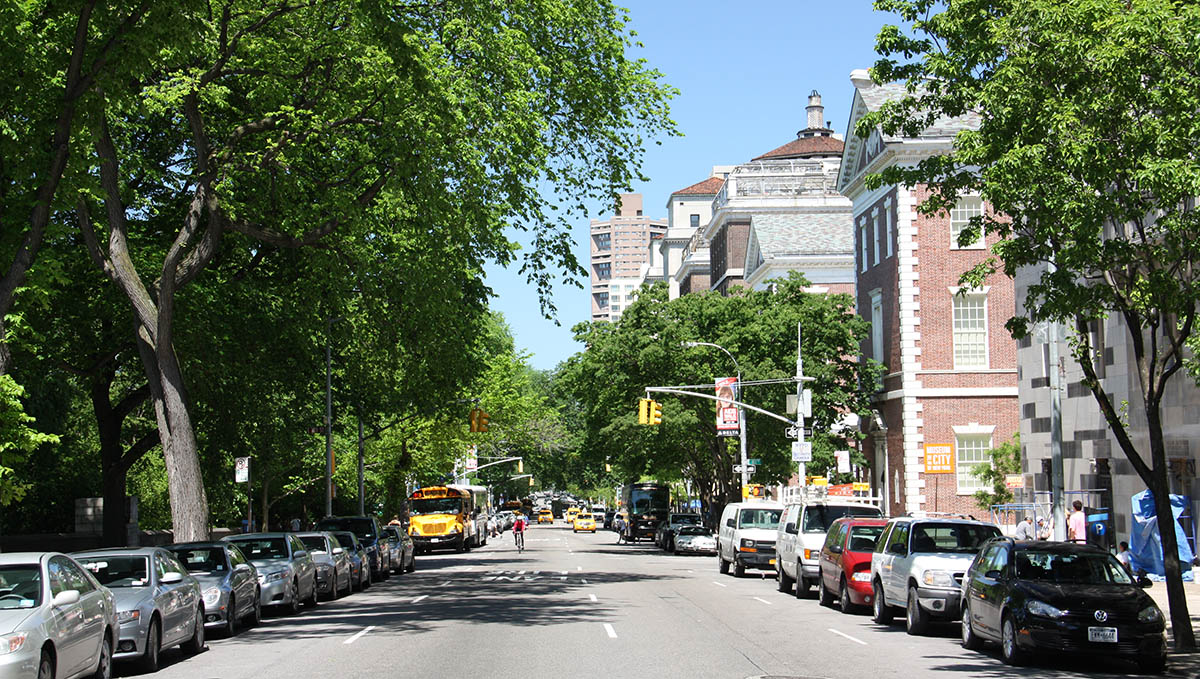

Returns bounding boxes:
[564,507,580,524]
[537,510,554,524]
[572,514,596,533]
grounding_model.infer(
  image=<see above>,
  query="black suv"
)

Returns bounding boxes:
[960,538,1165,672]
[316,516,389,582]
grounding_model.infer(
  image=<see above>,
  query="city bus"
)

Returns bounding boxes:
[621,482,670,542]
[408,485,488,553]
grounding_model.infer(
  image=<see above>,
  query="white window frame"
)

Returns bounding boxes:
[950,195,985,249]
[871,208,880,265]
[884,198,894,257]
[869,288,883,364]
[951,288,989,369]
[954,426,995,495]
[859,217,868,272]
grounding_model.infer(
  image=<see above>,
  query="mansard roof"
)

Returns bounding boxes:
[751,210,853,258]
[672,176,725,196]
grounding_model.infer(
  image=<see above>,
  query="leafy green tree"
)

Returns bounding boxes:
[866,0,1200,647]
[0,375,59,505]
[67,0,675,540]
[970,434,1021,511]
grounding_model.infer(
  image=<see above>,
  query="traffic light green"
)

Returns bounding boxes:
[650,400,662,425]
[638,398,650,425]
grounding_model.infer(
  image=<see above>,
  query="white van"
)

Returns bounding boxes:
[775,499,883,595]
[717,501,785,577]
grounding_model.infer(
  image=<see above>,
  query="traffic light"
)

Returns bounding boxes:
[650,400,663,425]
[468,408,479,432]
[477,410,490,432]
[638,398,650,425]
[605,463,612,472]
[517,459,523,474]
[528,476,534,486]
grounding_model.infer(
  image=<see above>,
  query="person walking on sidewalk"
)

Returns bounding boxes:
[1067,500,1087,543]
[1015,515,1035,540]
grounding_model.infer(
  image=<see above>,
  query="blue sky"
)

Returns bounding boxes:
[483,1,897,371]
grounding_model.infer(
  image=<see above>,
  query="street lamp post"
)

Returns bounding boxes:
[684,341,748,493]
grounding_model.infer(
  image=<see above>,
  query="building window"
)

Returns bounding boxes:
[636,209,643,216]
[690,214,700,228]
[955,434,993,494]
[594,234,610,251]
[872,208,881,265]
[953,292,988,368]
[884,199,893,257]
[950,196,985,249]
[859,219,868,272]
[870,290,883,365]
[595,292,609,309]
[595,262,611,280]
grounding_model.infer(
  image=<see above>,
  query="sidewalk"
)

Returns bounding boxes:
[1145,570,1200,675]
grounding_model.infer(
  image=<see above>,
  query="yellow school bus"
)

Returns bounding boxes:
[408,486,485,553]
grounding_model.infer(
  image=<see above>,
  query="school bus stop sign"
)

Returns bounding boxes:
[923,444,955,474]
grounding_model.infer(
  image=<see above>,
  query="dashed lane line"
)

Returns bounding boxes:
[343,626,375,644]
[581,578,589,584]
[438,580,451,586]
[589,593,598,602]
[604,623,618,639]
[828,628,867,645]
[752,597,773,606]
[411,595,429,603]
[712,581,728,588]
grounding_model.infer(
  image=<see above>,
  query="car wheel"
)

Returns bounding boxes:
[286,579,302,614]
[839,577,854,614]
[818,576,834,607]
[777,565,794,594]
[718,553,730,575]
[872,580,893,624]
[246,590,262,626]
[1001,614,1029,665]
[91,634,112,679]
[734,561,746,578]
[906,586,930,636]
[182,607,205,654]
[139,619,161,673]
[352,569,362,592]
[223,595,238,637]
[406,555,416,573]
[961,602,983,650]
[38,650,53,679]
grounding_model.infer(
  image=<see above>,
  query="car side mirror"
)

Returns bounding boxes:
[784,522,798,535]
[293,549,307,559]
[726,519,735,528]
[1137,570,1152,588]
[829,545,843,554]
[235,563,251,572]
[333,547,345,555]
[985,569,1002,580]
[52,590,80,607]
[888,543,908,557]
[160,572,183,585]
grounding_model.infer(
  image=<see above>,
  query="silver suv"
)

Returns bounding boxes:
[870,516,1000,635]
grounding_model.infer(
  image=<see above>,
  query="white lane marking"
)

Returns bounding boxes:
[687,570,695,573]
[828,628,868,645]
[411,595,428,603]
[589,593,598,602]
[712,581,728,587]
[343,626,375,644]
[518,570,526,575]
[753,597,773,605]
[561,570,568,575]
[581,578,589,584]
[576,566,583,571]
[604,623,618,638]
[438,580,451,586]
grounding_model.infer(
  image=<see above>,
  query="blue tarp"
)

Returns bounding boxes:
[1129,490,1194,581]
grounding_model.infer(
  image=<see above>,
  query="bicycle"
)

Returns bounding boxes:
[514,530,525,552]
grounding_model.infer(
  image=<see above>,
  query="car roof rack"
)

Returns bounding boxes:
[902,511,979,521]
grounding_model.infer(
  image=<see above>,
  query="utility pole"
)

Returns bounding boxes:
[737,367,748,492]
[795,321,806,483]
[1048,319,1066,541]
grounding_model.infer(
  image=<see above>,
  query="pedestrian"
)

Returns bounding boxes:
[1035,516,1051,540]
[1116,541,1133,574]
[1014,514,1035,541]
[1067,500,1087,543]
[615,515,626,544]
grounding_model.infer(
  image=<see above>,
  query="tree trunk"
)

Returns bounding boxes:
[1147,405,1195,649]
[135,327,209,541]
[89,363,153,547]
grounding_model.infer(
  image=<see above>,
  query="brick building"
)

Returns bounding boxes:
[589,193,667,321]
[838,70,1020,516]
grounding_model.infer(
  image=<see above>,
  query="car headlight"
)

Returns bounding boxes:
[1139,605,1163,623]
[1026,599,1065,618]
[921,569,956,588]
[0,632,28,655]
[117,609,141,624]
[740,539,756,549]
[264,569,287,583]
[202,587,222,607]
[852,571,872,582]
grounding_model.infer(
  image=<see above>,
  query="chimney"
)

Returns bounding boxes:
[806,90,824,131]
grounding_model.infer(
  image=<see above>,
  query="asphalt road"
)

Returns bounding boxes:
[133,524,1200,679]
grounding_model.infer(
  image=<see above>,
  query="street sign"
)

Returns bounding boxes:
[306,426,325,434]
[747,458,762,466]
[235,457,250,483]
[1004,474,1025,489]
[923,444,955,474]
[733,464,757,474]
[786,426,801,439]
[835,449,850,474]
[791,441,812,462]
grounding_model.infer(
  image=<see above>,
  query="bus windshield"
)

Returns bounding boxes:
[631,488,669,514]
[411,498,464,515]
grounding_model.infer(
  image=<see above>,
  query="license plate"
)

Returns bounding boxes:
[769,559,776,565]
[431,537,443,543]
[1088,627,1117,643]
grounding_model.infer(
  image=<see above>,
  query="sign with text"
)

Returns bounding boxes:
[715,376,740,436]
[923,444,955,474]
[835,449,851,474]
[828,483,854,497]
[1004,474,1025,489]
[235,457,250,483]
[792,441,812,462]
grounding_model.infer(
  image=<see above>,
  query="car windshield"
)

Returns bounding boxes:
[910,524,1000,554]
[409,498,463,516]
[228,537,289,560]
[299,536,329,553]
[802,505,882,533]
[847,526,886,552]
[1015,550,1134,585]
[76,556,150,587]
[679,526,712,537]
[333,533,358,550]
[316,517,377,541]
[169,547,228,574]
[739,508,782,529]
[0,565,41,608]
[671,515,700,526]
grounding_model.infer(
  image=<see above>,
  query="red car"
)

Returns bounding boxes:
[817,516,888,613]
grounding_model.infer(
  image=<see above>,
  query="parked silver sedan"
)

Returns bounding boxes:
[330,532,369,592]
[221,533,317,613]
[293,532,352,600]
[167,542,261,637]
[0,552,116,679]
[73,547,205,673]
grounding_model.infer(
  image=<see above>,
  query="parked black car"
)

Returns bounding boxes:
[316,516,389,583]
[960,538,1166,673]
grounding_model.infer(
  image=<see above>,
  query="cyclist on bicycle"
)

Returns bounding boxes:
[512,512,528,550]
